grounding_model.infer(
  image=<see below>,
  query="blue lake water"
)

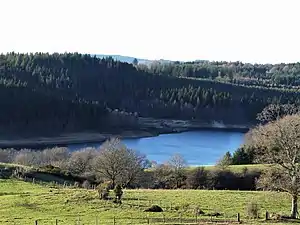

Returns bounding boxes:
[69,130,245,166]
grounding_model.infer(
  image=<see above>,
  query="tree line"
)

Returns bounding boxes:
[0,142,260,192]
[138,60,300,88]
[0,53,300,135]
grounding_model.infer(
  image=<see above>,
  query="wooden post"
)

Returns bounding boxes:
[55,219,58,225]
[237,213,240,222]
[113,216,116,225]
[180,213,182,223]
[147,217,150,224]
[265,211,269,220]
[35,220,38,225]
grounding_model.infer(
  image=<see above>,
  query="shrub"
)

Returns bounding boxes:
[186,167,207,189]
[114,184,123,202]
[97,182,110,200]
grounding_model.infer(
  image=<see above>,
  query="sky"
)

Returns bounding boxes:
[0,0,299,63]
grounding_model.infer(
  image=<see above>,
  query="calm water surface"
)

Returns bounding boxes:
[69,130,245,166]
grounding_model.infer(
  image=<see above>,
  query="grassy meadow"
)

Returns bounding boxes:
[0,179,294,225]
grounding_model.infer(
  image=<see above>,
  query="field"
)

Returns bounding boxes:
[203,164,268,173]
[0,179,295,225]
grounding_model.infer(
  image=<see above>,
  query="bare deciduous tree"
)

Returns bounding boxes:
[168,153,187,188]
[0,149,16,163]
[153,163,173,188]
[94,138,147,188]
[250,114,300,218]
[121,149,149,187]
[67,148,98,175]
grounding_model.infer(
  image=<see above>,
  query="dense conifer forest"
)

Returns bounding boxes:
[0,52,299,136]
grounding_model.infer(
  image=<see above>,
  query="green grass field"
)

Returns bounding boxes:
[0,179,295,225]
[203,164,270,173]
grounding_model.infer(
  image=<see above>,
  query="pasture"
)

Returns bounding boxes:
[0,179,295,225]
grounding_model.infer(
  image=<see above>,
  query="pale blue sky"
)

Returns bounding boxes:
[1,0,299,63]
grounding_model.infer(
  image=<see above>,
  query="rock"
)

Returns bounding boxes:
[270,213,281,220]
[144,205,163,212]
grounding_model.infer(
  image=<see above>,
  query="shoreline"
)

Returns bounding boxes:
[0,124,249,149]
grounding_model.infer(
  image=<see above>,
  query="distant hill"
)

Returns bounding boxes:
[95,54,173,65]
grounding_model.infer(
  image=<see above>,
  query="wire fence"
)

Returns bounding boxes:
[3,214,241,225]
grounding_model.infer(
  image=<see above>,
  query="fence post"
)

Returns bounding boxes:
[147,217,150,224]
[113,216,116,225]
[237,213,240,222]
[55,219,58,225]
[77,216,80,225]
[35,220,38,225]
[265,211,269,220]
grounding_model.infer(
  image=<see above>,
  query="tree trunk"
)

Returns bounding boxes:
[291,194,298,219]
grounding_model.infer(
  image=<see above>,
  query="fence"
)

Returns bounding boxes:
[4,214,241,225]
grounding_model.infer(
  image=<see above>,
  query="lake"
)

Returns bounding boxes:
[69,130,245,166]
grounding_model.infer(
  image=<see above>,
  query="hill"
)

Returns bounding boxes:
[0,53,299,139]
[95,54,172,64]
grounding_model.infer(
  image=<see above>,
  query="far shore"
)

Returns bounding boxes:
[0,123,249,149]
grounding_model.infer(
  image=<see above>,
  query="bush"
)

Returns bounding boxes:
[246,201,259,218]
[186,167,207,189]
[97,182,111,200]
[114,184,123,203]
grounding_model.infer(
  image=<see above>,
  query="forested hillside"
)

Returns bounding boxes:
[0,53,299,136]
[140,60,300,88]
